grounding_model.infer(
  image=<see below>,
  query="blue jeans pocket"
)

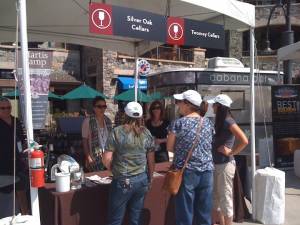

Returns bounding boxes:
[116,179,132,194]
[140,178,150,192]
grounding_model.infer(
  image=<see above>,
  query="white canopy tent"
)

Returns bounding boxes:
[0,0,254,55]
[0,0,255,224]
[277,41,300,62]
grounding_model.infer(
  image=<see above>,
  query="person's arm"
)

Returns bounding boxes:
[102,151,113,171]
[102,130,116,171]
[166,132,176,152]
[157,138,167,144]
[82,118,94,169]
[218,124,248,156]
[146,151,155,183]
[82,138,92,160]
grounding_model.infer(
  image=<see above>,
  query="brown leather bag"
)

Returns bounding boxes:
[162,167,184,195]
[162,118,203,195]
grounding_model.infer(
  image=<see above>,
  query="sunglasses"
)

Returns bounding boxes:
[0,106,11,110]
[95,105,107,109]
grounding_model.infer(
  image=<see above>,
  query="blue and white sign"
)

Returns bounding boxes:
[118,77,147,90]
[138,59,151,76]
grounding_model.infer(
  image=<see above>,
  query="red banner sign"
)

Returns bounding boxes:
[167,17,185,46]
[89,3,113,35]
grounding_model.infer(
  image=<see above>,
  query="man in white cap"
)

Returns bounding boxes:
[103,101,155,225]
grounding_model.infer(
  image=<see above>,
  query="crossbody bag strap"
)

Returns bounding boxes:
[182,117,203,170]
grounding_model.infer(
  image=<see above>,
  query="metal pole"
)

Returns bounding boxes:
[19,0,41,224]
[282,0,294,84]
[249,27,256,221]
[134,45,139,102]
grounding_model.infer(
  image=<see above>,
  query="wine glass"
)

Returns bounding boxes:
[173,25,179,38]
[98,11,105,27]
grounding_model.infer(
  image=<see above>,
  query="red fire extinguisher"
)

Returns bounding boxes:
[30,148,45,188]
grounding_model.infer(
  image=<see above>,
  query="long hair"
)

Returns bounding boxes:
[149,100,164,120]
[214,103,233,136]
[124,115,145,137]
[198,101,208,117]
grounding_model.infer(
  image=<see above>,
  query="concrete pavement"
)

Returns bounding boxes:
[233,170,300,225]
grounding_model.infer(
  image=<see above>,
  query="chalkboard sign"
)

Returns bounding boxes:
[17,50,53,130]
[272,85,300,168]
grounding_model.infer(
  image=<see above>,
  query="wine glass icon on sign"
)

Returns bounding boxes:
[173,25,179,39]
[98,11,105,27]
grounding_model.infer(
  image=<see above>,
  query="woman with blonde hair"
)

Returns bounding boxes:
[103,101,155,225]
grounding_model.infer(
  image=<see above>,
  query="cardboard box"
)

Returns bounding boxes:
[277,138,300,155]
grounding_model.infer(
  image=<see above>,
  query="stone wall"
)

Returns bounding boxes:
[101,50,119,121]
[255,3,300,28]
[193,48,206,67]
[81,46,102,88]
[241,55,300,82]
[0,46,14,69]
[227,3,300,77]
[100,48,206,121]
[228,31,243,60]
[51,50,80,82]
[0,45,80,83]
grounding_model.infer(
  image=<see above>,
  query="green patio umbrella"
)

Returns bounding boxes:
[114,89,152,103]
[149,92,172,100]
[3,89,62,100]
[48,92,62,100]
[149,92,163,100]
[2,89,19,98]
[62,84,108,100]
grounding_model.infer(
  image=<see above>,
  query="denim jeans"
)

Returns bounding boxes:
[175,169,213,225]
[106,172,149,225]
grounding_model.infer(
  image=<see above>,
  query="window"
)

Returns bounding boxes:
[243,25,300,56]
[140,45,194,62]
[0,70,14,79]
[220,90,245,110]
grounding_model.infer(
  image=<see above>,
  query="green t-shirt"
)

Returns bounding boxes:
[105,125,155,178]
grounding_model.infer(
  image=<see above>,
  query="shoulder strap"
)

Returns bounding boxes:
[182,117,203,170]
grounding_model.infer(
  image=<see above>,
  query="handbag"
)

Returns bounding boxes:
[162,118,203,195]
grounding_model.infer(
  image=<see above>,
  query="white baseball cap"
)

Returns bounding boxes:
[125,102,143,118]
[173,90,202,107]
[207,94,233,108]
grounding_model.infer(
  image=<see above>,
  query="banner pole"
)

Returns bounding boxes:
[250,26,256,221]
[19,0,41,224]
[134,45,139,102]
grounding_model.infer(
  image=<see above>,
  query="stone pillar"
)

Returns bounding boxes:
[193,48,206,67]
[228,30,243,60]
[101,50,118,121]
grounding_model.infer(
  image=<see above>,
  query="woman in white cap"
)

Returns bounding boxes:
[103,101,155,225]
[167,90,215,225]
[207,94,248,225]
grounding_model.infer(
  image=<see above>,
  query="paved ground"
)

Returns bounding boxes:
[233,170,300,225]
